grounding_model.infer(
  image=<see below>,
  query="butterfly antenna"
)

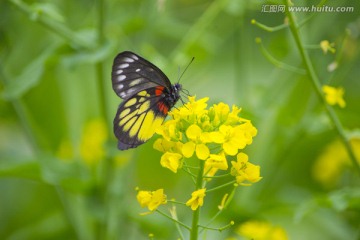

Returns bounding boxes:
[177,56,195,83]
[181,88,191,96]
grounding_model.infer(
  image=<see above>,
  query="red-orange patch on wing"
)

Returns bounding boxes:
[155,86,165,96]
[157,101,169,114]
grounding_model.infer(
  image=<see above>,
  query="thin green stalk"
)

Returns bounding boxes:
[169,206,186,240]
[190,160,205,240]
[206,180,236,193]
[167,199,187,206]
[95,0,108,126]
[255,38,306,75]
[251,19,288,32]
[9,0,94,49]
[0,67,43,151]
[283,0,360,176]
[94,1,117,240]
[199,221,234,232]
[170,0,228,63]
[200,183,237,233]
[156,210,191,231]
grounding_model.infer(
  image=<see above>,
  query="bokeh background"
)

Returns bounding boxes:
[1,0,360,239]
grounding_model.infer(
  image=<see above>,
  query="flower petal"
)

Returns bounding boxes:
[196,144,210,160]
[182,142,196,158]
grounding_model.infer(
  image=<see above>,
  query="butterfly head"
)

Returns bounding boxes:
[168,83,182,106]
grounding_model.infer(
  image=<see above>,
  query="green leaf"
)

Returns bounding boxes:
[31,3,65,23]
[62,40,115,67]
[1,44,59,100]
[0,158,42,180]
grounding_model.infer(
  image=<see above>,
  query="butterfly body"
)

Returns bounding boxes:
[112,51,181,150]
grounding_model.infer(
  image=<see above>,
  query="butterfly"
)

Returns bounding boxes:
[112,51,183,150]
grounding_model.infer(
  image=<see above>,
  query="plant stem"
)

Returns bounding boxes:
[156,210,191,231]
[206,180,236,193]
[190,160,205,240]
[9,0,94,49]
[283,0,360,176]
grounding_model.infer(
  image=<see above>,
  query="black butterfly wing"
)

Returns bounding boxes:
[111,51,174,150]
[112,51,172,100]
[113,87,170,150]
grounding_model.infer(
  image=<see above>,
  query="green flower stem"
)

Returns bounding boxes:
[169,206,186,240]
[251,19,288,32]
[156,210,191,231]
[255,38,306,75]
[9,0,95,49]
[200,183,237,233]
[170,0,228,63]
[167,200,187,206]
[283,0,360,176]
[203,173,231,179]
[94,0,108,128]
[0,68,43,151]
[199,220,234,232]
[206,180,236,193]
[190,160,205,240]
[182,162,197,184]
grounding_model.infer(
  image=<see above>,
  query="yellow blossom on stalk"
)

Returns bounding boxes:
[171,96,209,121]
[182,124,210,160]
[320,40,336,54]
[236,220,288,240]
[154,96,258,176]
[80,119,108,166]
[206,152,228,170]
[312,137,360,188]
[156,119,182,141]
[203,162,219,181]
[160,152,183,173]
[137,189,167,211]
[186,188,206,211]
[231,153,262,185]
[322,85,346,108]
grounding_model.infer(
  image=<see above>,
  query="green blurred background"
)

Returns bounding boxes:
[1,0,360,239]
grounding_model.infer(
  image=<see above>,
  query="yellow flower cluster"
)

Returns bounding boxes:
[312,137,360,188]
[186,188,206,210]
[230,152,262,185]
[154,96,259,179]
[320,40,336,54]
[322,85,346,108]
[136,188,167,212]
[138,97,261,212]
[236,220,288,240]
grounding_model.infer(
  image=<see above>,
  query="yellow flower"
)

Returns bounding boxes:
[182,124,210,160]
[153,138,182,154]
[160,152,183,173]
[80,119,108,166]
[186,188,206,211]
[137,189,167,211]
[170,96,209,125]
[236,220,288,240]
[156,119,182,141]
[206,152,228,170]
[210,125,246,156]
[209,102,230,127]
[203,162,219,181]
[322,85,346,108]
[231,153,262,185]
[312,137,360,188]
[320,40,336,54]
